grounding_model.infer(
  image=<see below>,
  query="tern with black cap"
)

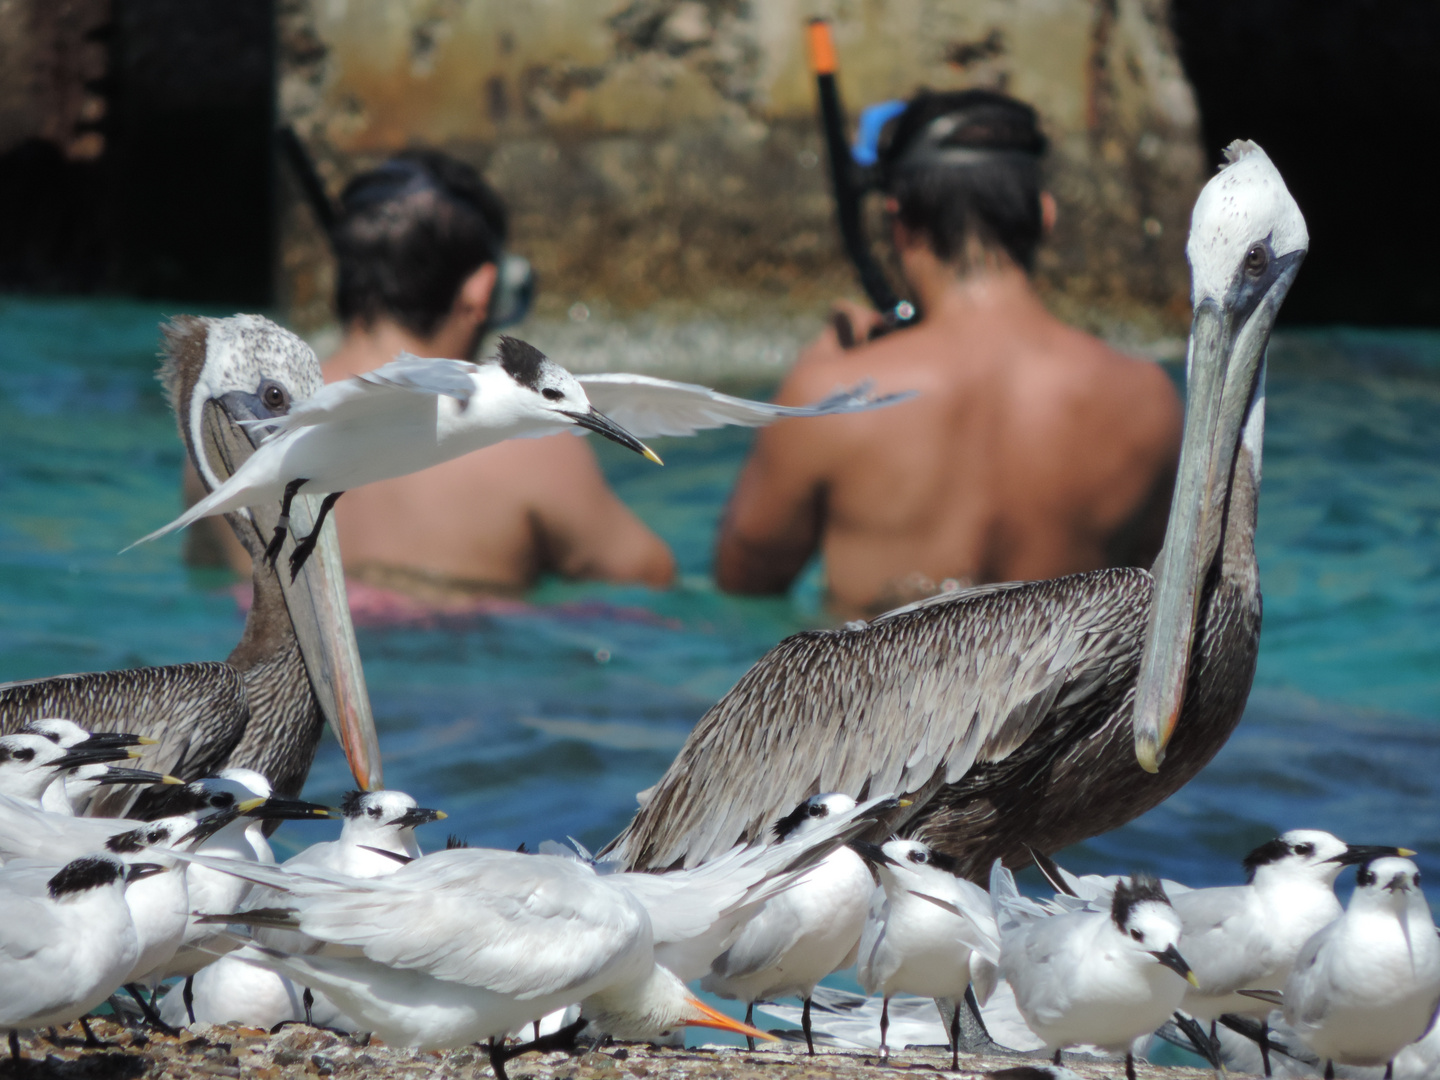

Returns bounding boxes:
[992,861,1198,1080]
[1,854,164,1060]
[130,333,908,578]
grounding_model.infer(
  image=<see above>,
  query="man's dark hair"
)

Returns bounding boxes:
[878,89,1047,271]
[334,149,508,338]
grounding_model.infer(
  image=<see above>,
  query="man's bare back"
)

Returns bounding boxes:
[714,268,1181,614]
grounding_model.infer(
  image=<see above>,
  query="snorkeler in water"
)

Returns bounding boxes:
[714,89,1183,615]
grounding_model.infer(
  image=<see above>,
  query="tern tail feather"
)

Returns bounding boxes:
[122,477,262,552]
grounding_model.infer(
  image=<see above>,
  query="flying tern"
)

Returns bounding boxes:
[993,862,1197,1080]
[2,316,381,800]
[701,793,874,1053]
[605,141,1307,880]
[1261,857,1440,1077]
[130,333,910,578]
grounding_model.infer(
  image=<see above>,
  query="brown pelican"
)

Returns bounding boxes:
[605,142,1307,878]
[0,315,382,812]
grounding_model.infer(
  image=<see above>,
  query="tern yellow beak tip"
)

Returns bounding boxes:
[125,747,144,759]
[137,736,159,745]
[237,797,267,813]
[160,774,185,785]
[642,446,664,466]
[435,810,449,820]
[1400,848,1417,857]
[1186,971,1201,988]
[897,798,913,808]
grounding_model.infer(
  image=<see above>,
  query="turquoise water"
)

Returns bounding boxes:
[3,298,1440,911]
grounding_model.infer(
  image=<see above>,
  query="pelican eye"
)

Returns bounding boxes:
[259,380,291,414]
[1243,244,1268,277]
[1130,929,1144,942]
[542,387,564,401]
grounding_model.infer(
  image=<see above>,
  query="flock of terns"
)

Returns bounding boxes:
[0,142,1430,1079]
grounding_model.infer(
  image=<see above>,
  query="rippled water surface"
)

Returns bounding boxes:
[3,299,1440,916]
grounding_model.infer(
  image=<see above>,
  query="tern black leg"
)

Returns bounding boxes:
[1125,1050,1137,1080]
[9,1031,21,1062]
[488,1017,588,1080]
[125,983,179,1036]
[1385,1062,1394,1080]
[879,996,890,1060]
[1052,1049,1062,1066]
[183,975,196,1025]
[532,1021,540,1041]
[265,479,309,568]
[745,1002,756,1052]
[1170,1013,1221,1071]
[302,987,315,1026]
[948,995,960,1070]
[288,490,342,581]
[488,1037,509,1080]
[802,996,815,1055]
[1260,1017,1272,1076]
[78,1016,106,1047]
[1324,1061,1334,1080]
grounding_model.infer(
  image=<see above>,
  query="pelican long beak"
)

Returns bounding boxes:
[564,408,663,465]
[1131,250,1304,772]
[198,394,383,793]
[683,996,779,1042]
[275,491,383,791]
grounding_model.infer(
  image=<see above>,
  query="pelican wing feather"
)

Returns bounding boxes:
[576,374,914,439]
[605,569,1151,871]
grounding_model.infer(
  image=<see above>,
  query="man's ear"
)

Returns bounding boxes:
[455,262,499,328]
[1040,191,1057,238]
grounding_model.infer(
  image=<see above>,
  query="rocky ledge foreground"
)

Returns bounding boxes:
[2,1020,1223,1080]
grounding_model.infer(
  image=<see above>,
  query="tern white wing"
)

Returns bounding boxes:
[177,848,647,1000]
[576,374,913,439]
[246,355,483,440]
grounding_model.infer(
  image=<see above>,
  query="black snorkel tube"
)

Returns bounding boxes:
[275,125,535,333]
[806,19,918,345]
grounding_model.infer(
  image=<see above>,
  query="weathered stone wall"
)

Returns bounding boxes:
[277,0,1205,337]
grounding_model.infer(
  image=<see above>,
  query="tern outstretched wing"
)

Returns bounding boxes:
[576,374,914,439]
[245,354,483,441]
[604,569,1150,871]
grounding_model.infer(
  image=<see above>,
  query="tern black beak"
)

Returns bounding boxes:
[125,862,168,883]
[387,807,448,829]
[1152,944,1200,987]
[82,732,158,749]
[564,407,663,465]
[183,806,245,845]
[1327,844,1416,866]
[848,840,902,868]
[243,796,336,821]
[53,743,144,769]
[90,767,185,787]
